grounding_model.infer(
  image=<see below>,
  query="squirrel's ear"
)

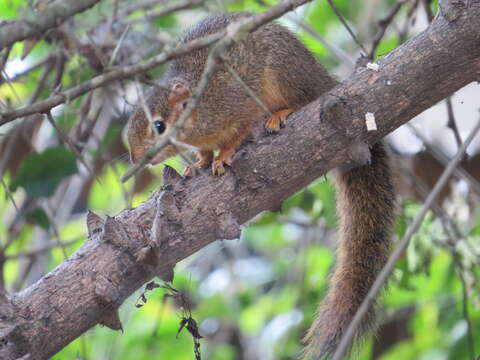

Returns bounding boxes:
[168,83,190,106]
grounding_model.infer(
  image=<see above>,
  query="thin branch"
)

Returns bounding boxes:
[445,96,463,149]
[0,54,55,85]
[326,0,367,55]
[45,111,97,179]
[223,62,271,117]
[332,118,480,360]
[0,0,102,50]
[443,231,476,359]
[0,31,223,125]
[0,45,12,72]
[108,24,131,67]
[407,124,480,194]
[5,238,80,260]
[128,0,205,25]
[289,15,355,69]
[369,1,405,59]
[0,177,19,212]
[121,0,168,17]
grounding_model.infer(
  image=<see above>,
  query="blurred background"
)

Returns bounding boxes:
[0,0,479,359]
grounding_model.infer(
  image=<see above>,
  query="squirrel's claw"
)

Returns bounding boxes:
[264,108,294,133]
[211,148,235,176]
[184,150,214,177]
[212,159,226,176]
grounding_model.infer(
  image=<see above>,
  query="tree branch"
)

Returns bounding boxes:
[0,0,102,51]
[1,2,479,359]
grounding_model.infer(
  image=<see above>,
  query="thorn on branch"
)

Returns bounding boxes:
[99,310,123,332]
[336,141,372,174]
[102,216,130,248]
[95,276,120,304]
[439,0,467,22]
[162,165,183,186]
[86,211,104,239]
[216,212,240,240]
[135,245,156,265]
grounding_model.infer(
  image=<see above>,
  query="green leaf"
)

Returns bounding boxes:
[25,208,50,230]
[154,13,177,28]
[11,146,78,198]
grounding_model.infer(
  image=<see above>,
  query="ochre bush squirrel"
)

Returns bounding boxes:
[127,13,395,359]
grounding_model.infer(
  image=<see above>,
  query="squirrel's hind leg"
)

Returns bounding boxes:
[264,108,294,133]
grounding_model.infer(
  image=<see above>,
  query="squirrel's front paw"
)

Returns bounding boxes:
[212,159,226,176]
[183,165,196,177]
[184,150,213,177]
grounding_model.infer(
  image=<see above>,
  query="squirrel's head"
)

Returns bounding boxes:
[127,82,193,165]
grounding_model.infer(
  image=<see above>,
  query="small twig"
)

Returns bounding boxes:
[369,1,404,59]
[121,0,168,17]
[289,15,355,69]
[128,0,205,25]
[108,24,131,67]
[332,118,480,360]
[0,45,12,72]
[52,52,67,90]
[445,96,463,149]
[135,79,154,123]
[43,201,69,259]
[407,124,480,194]
[1,70,22,104]
[28,59,55,104]
[45,111,98,181]
[444,238,476,359]
[1,177,19,212]
[5,238,80,260]
[326,0,367,55]
[0,0,102,50]
[423,0,435,22]
[223,61,271,117]
[0,54,55,86]
[0,30,224,125]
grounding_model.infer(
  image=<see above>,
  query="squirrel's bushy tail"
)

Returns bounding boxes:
[303,142,395,359]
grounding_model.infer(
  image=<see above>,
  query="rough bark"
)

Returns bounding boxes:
[1,1,479,359]
[0,0,102,51]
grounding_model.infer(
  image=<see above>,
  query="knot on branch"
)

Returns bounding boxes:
[94,276,123,332]
[216,211,240,240]
[439,0,469,22]
[98,310,123,332]
[86,211,104,239]
[335,141,372,174]
[0,292,29,360]
[103,216,131,248]
[136,179,183,281]
[94,276,120,305]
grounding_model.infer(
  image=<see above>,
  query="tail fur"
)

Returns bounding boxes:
[303,142,395,359]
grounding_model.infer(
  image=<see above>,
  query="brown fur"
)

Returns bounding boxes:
[126,13,396,358]
[303,143,395,359]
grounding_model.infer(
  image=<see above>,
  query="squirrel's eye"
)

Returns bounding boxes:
[154,120,166,135]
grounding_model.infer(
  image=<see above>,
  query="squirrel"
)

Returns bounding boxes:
[127,13,395,359]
